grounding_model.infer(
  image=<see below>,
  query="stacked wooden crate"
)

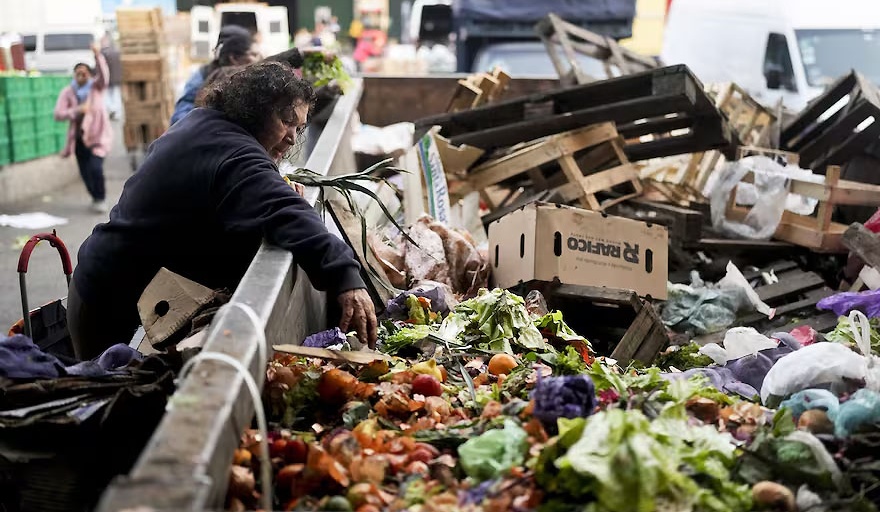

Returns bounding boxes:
[117,7,173,150]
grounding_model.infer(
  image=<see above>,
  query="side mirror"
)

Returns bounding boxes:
[765,66,783,90]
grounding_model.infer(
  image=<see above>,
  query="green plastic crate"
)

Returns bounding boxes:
[11,134,38,163]
[0,76,31,99]
[54,121,69,136]
[30,76,56,96]
[0,138,10,166]
[56,132,67,152]
[36,133,57,157]
[34,97,55,116]
[5,97,37,119]
[7,115,37,139]
[0,117,8,139]
[35,115,56,134]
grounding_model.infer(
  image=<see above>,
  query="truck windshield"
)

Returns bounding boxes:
[796,29,880,87]
[472,43,608,78]
[220,12,258,34]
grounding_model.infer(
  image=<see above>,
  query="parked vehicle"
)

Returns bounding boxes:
[189,3,290,61]
[661,0,880,111]
[0,0,103,73]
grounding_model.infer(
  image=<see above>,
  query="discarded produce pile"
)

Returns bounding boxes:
[224,288,880,512]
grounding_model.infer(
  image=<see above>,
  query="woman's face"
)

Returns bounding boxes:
[74,65,90,86]
[230,43,262,66]
[259,101,310,162]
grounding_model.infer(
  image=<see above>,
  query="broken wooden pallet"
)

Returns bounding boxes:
[415,65,736,162]
[535,13,659,86]
[446,67,510,113]
[781,71,880,170]
[725,165,880,252]
[514,281,668,365]
[448,123,642,211]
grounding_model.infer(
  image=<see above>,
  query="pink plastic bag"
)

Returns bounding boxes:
[864,208,880,233]
[788,325,818,346]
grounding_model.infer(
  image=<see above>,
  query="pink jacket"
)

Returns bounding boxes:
[54,52,113,158]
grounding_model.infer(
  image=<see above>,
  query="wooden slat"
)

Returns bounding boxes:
[755,270,826,303]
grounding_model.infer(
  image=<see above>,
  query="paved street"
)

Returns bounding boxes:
[0,121,131,332]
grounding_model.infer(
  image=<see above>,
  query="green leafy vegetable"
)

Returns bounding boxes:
[535,311,592,349]
[302,51,353,93]
[654,342,715,370]
[547,409,751,512]
[825,315,880,356]
[438,288,554,354]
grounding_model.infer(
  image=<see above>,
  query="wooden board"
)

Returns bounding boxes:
[121,54,167,82]
[414,65,735,162]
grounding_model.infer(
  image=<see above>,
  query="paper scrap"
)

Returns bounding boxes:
[0,212,69,230]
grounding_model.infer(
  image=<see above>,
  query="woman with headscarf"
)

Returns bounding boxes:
[68,61,376,359]
[170,27,262,125]
[54,42,113,213]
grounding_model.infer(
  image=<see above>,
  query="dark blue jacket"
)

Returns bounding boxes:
[74,107,364,311]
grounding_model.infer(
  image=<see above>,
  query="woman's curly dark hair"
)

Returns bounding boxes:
[199,61,315,141]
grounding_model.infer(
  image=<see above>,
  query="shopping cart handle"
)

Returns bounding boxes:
[17,231,73,276]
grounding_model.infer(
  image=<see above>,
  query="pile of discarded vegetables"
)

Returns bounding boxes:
[225,288,880,512]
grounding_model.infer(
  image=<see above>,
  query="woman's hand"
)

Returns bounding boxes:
[337,288,377,349]
[91,41,102,55]
[78,102,90,114]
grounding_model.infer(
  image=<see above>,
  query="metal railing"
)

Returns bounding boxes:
[97,79,364,511]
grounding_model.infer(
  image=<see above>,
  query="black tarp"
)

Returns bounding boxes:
[453,0,636,23]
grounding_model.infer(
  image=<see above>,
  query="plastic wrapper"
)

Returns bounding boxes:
[789,325,819,346]
[525,290,550,318]
[383,281,458,320]
[721,333,800,394]
[817,289,880,318]
[457,418,528,481]
[405,218,450,286]
[303,327,348,348]
[709,157,792,239]
[779,389,841,421]
[760,342,867,406]
[864,207,880,233]
[661,285,748,335]
[833,388,880,438]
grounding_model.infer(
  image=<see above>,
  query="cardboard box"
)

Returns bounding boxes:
[488,202,669,299]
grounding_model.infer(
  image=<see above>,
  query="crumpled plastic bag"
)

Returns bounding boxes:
[662,262,772,335]
[760,342,867,406]
[845,310,880,392]
[405,217,450,286]
[780,389,841,421]
[383,281,458,320]
[710,156,792,239]
[722,332,800,393]
[706,327,778,363]
[662,367,760,400]
[833,388,880,438]
[817,289,880,318]
[457,418,528,481]
[425,217,490,297]
[661,285,749,335]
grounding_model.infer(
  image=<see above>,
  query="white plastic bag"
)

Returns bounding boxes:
[760,342,867,405]
[709,156,791,240]
[717,261,775,318]
[698,326,778,364]
[847,310,880,392]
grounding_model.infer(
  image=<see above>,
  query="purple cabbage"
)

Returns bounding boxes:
[531,375,597,433]
[303,327,347,348]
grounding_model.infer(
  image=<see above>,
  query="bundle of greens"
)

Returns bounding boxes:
[301,51,353,93]
[438,288,554,355]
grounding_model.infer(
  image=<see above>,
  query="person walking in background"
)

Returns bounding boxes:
[54,43,113,213]
[170,25,258,125]
[100,33,122,120]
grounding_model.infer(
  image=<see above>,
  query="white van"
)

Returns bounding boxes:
[20,29,103,74]
[190,3,290,61]
[661,0,880,111]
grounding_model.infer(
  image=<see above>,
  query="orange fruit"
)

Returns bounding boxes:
[488,353,518,376]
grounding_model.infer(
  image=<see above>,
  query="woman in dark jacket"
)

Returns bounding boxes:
[68,61,376,359]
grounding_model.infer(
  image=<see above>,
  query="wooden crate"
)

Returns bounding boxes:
[116,7,164,34]
[121,54,166,82]
[415,65,735,162]
[124,100,173,125]
[120,33,164,55]
[447,67,510,113]
[449,123,643,211]
[515,282,668,365]
[536,13,660,85]
[725,164,880,252]
[781,71,880,170]
[122,81,171,104]
[124,120,168,150]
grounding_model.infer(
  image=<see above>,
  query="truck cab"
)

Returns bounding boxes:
[190,3,290,61]
[661,0,880,111]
